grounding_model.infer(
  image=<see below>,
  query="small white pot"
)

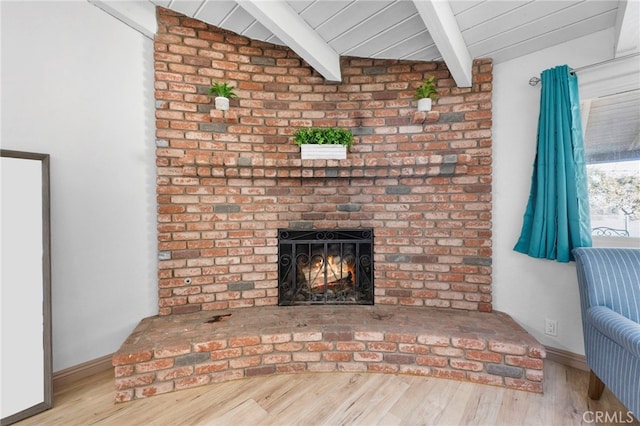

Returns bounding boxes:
[215,96,230,111]
[417,98,432,112]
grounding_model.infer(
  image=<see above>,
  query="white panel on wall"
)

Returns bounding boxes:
[1,152,52,424]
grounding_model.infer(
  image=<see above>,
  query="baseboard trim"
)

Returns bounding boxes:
[53,354,113,391]
[544,346,588,371]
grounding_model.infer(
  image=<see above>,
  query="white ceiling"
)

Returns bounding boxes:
[88,0,640,87]
[90,0,639,87]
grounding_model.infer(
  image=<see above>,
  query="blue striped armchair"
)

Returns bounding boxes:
[573,248,640,417]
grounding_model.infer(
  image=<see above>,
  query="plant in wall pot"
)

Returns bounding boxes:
[414,76,438,112]
[209,81,237,111]
[293,127,354,160]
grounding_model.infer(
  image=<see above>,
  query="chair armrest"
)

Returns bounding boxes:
[587,306,640,358]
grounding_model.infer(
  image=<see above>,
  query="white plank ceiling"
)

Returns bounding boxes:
[90,0,639,86]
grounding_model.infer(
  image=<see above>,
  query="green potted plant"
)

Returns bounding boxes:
[209,81,237,111]
[293,127,354,160]
[413,76,438,111]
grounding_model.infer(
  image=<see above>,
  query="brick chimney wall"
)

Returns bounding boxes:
[154,7,493,316]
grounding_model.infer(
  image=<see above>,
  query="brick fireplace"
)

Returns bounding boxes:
[154,7,493,315]
[111,8,545,403]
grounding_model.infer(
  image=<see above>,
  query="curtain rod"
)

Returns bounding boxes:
[528,53,640,86]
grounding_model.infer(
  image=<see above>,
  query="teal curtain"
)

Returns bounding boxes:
[514,65,592,262]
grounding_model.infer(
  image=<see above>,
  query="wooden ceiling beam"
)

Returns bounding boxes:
[614,0,640,57]
[236,0,342,82]
[413,0,473,88]
[88,0,157,39]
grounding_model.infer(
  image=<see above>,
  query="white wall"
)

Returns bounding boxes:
[1,1,157,371]
[493,29,617,355]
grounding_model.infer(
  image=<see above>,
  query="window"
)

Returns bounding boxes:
[582,90,640,243]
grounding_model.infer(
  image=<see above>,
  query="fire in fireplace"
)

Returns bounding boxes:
[278,229,373,305]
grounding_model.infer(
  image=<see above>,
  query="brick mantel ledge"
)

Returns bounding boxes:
[180,153,472,179]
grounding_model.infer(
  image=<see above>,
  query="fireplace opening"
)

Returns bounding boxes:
[278,229,373,305]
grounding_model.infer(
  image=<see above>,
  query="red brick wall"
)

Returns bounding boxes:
[154,7,493,316]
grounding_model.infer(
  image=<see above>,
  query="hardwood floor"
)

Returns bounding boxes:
[17,360,638,426]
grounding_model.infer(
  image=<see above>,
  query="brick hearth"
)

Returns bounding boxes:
[113,306,545,402]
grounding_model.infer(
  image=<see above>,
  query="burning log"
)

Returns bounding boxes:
[298,254,355,291]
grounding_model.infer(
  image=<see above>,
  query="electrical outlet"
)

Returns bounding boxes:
[544,318,558,336]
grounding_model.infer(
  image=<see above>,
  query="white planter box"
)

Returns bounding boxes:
[300,144,347,160]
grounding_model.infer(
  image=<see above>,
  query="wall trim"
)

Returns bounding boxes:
[545,346,588,371]
[53,354,113,391]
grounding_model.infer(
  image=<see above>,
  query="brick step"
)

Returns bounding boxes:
[112,306,545,402]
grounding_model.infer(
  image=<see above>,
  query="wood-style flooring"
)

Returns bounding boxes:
[17,360,639,426]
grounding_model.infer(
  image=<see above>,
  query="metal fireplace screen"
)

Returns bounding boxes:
[278,229,373,305]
